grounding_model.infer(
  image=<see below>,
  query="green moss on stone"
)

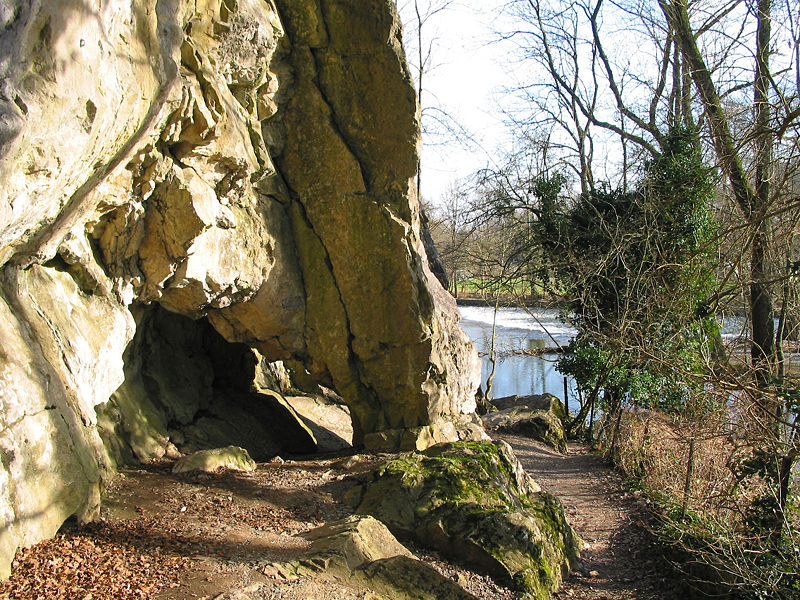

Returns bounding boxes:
[357,442,582,598]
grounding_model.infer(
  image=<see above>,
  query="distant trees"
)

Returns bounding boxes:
[439,0,800,594]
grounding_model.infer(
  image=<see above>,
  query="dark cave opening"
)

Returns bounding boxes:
[100,304,352,465]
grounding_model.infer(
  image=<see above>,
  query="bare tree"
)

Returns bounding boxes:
[659,0,800,541]
[400,0,479,203]
[426,182,475,296]
[486,0,800,589]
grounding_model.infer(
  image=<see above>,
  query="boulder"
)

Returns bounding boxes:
[485,394,569,453]
[262,515,478,600]
[359,556,479,600]
[492,394,568,422]
[172,446,256,473]
[302,515,412,570]
[354,441,582,600]
[483,407,568,453]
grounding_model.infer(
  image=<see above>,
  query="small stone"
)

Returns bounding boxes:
[262,562,299,581]
[589,570,600,577]
[340,456,362,469]
[172,446,256,473]
[164,443,183,460]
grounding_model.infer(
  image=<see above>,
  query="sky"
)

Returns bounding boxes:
[397,0,792,208]
[397,1,516,206]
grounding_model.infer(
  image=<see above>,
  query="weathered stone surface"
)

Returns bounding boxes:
[283,395,353,452]
[0,266,126,577]
[271,0,481,448]
[262,515,479,600]
[483,408,568,454]
[491,394,567,420]
[359,556,479,600]
[355,441,582,599]
[485,394,568,452]
[172,445,256,473]
[0,0,482,577]
[303,515,412,569]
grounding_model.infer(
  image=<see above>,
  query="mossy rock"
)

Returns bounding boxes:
[355,441,582,599]
[482,407,568,453]
[172,445,256,473]
[492,394,568,423]
[359,555,478,600]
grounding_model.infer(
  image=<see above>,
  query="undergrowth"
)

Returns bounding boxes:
[593,411,800,599]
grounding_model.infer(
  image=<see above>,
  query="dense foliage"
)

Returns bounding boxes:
[528,128,719,415]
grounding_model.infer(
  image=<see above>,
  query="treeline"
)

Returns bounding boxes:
[414,0,800,596]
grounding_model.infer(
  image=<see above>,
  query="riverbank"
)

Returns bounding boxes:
[455,296,559,309]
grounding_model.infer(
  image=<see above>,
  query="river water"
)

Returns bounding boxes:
[458,305,760,404]
[458,305,578,402]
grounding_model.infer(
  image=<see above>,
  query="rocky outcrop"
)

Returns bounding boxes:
[0,0,481,577]
[484,394,569,452]
[262,515,479,600]
[354,441,582,599]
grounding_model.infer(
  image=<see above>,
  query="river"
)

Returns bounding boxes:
[458,305,767,404]
[458,305,578,402]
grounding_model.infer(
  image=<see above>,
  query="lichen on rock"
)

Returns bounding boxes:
[355,441,583,599]
[172,445,256,473]
[0,0,483,578]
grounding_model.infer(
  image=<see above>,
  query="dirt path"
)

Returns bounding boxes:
[496,433,681,600]
[0,437,679,600]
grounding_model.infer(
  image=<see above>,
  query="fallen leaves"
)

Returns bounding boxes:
[0,520,189,600]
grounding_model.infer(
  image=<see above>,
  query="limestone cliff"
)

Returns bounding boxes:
[0,0,481,578]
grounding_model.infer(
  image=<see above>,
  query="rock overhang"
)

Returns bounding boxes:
[0,0,482,577]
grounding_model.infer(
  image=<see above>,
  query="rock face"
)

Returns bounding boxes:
[483,394,569,453]
[355,441,582,599]
[263,515,479,600]
[0,0,481,577]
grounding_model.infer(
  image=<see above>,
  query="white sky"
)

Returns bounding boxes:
[398,1,516,206]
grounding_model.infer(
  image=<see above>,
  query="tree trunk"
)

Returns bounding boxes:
[485,295,501,401]
[660,0,776,386]
[772,454,794,547]
[610,398,624,460]
[751,0,775,387]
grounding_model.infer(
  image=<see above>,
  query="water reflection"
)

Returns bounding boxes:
[458,305,578,402]
[458,305,760,404]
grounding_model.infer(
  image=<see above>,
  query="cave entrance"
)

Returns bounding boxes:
[100,304,352,465]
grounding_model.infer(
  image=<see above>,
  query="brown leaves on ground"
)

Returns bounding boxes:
[0,519,189,600]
